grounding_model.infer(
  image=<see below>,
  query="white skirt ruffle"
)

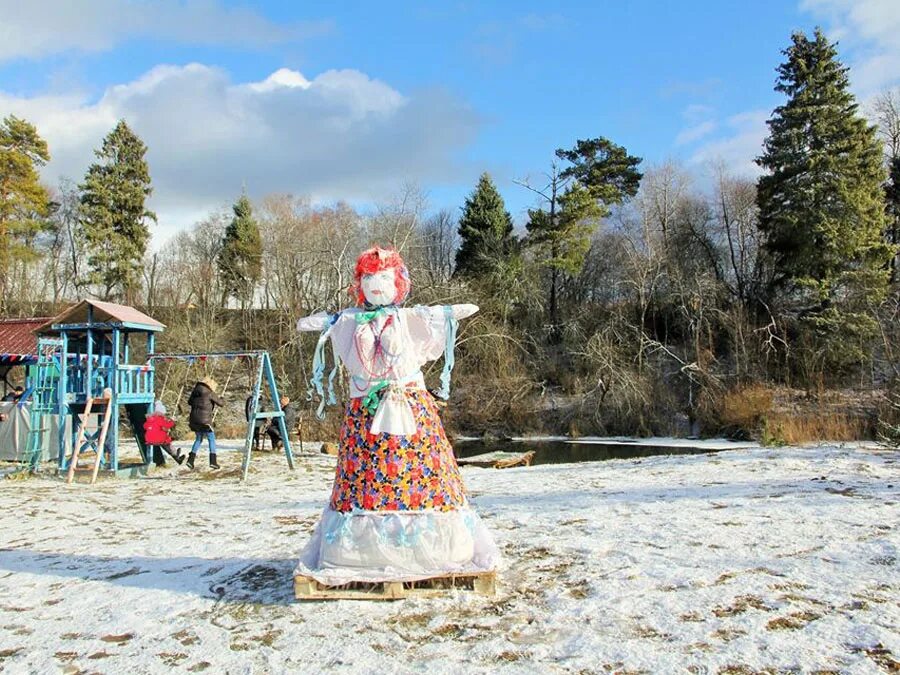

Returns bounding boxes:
[295,506,500,585]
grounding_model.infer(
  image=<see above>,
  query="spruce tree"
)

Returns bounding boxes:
[79,120,155,301]
[454,172,516,278]
[0,115,51,308]
[887,157,900,278]
[218,194,262,309]
[757,29,892,366]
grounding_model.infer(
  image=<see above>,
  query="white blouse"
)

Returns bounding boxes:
[297,304,477,435]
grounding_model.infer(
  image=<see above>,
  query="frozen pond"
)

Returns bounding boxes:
[454,436,759,466]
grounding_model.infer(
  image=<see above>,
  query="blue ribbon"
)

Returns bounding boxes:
[307,313,340,420]
[435,305,458,400]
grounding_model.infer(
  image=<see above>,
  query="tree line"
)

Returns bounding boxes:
[3,28,900,439]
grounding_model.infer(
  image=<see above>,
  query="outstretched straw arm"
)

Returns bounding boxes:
[296,311,332,332]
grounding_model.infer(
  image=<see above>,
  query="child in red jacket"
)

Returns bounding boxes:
[144,400,184,467]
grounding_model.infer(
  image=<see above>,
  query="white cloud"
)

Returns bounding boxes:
[248,68,311,93]
[801,0,900,94]
[674,104,718,146]
[688,110,769,176]
[0,0,332,62]
[0,64,480,243]
[675,120,718,147]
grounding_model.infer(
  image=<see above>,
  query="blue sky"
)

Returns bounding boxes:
[1,0,898,243]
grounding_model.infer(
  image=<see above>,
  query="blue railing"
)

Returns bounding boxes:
[65,362,154,400]
[116,365,154,398]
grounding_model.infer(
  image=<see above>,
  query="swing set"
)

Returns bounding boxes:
[149,350,294,480]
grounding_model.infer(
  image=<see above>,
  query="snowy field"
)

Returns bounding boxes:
[0,442,898,674]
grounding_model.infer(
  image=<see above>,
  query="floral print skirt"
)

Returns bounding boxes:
[295,389,500,584]
[330,390,467,512]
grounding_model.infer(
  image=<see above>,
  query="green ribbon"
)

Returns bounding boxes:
[361,380,390,414]
[355,306,389,324]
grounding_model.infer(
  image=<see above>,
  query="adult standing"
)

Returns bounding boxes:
[187,377,224,470]
[245,391,265,452]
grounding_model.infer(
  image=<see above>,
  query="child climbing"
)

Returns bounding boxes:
[143,399,184,467]
[186,378,224,470]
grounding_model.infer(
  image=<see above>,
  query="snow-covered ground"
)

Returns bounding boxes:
[0,442,898,674]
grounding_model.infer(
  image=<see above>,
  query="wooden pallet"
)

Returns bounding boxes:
[294,570,497,601]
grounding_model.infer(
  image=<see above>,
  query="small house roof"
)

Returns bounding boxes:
[38,299,166,334]
[0,317,50,363]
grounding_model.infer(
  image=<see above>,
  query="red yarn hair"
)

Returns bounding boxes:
[350,246,411,306]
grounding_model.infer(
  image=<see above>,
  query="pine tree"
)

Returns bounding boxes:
[79,120,155,301]
[0,115,51,308]
[555,137,643,205]
[218,194,262,309]
[757,29,892,366]
[878,385,900,448]
[527,179,601,291]
[454,172,516,278]
[523,137,641,327]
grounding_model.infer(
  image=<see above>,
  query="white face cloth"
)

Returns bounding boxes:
[361,270,397,306]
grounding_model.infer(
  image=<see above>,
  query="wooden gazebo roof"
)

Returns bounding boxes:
[38,299,165,334]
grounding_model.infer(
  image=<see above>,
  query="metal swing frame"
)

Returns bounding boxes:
[148,350,294,480]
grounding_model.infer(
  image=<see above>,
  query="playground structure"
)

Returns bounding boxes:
[27,299,164,478]
[9,298,293,481]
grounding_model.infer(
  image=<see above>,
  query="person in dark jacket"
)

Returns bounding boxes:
[187,377,224,469]
[266,395,298,451]
[245,392,266,452]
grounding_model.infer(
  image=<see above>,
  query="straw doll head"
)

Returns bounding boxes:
[350,247,411,307]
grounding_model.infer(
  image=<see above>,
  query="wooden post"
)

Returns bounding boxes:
[57,331,68,468]
[90,389,113,484]
[473,573,497,596]
[110,329,120,471]
[385,582,404,599]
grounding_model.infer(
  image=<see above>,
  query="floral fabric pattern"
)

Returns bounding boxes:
[330,390,467,512]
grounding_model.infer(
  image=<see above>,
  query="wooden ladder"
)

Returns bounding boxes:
[66,388,113,485]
